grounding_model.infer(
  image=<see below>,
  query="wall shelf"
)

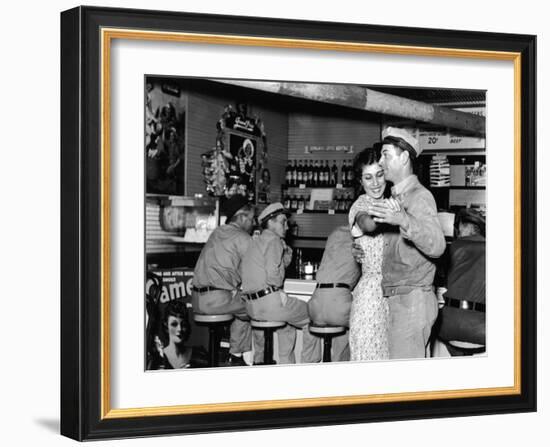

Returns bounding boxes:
[448,186,486,190]
[283,185,354,192]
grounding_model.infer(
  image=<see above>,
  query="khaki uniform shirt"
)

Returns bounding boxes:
[316,226,361,287]
[240,229,292,294]
[382,175,446,292]
[193,223,252,290]
[444,234,486,304]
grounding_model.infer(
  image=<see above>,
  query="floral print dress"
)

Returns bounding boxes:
[348,194,390,361]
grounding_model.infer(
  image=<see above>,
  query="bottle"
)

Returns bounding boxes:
[285,160,292,187]
[283,193,290,209]
[297,160,303,185]
[290,195,297,210]
[305,194,310,211]
[341,194,347,211]
[341,161,348,187]
[331,160,338,186]
[473,161,480,186]
[324,161,330,187]
[312,160,319,187]
[291,160,297,187]
[347,160,354,187]
[298,195,304,211]
[307,160,313,187]
[296,248,303,276]
[334,194,341,211]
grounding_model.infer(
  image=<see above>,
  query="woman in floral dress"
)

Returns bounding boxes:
[348,147,390,361]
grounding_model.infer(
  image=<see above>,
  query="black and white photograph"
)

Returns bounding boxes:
[53,3,539,443]
[144,76,487,370]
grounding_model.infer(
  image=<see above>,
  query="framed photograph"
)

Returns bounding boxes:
[61,6,536,441]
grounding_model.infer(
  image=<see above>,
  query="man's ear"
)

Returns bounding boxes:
[400,149,411,166]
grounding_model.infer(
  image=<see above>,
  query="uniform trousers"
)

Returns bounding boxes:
[304,288,351,363]
[244,291,315,364]
[387,288,439,359]
[191,289,251,355]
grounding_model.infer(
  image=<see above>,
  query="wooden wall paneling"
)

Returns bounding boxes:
[288,112,381,162]
[186,86,289,201]
[290,213,348,238]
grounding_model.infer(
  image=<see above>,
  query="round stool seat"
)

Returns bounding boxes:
[309,324,346,335]
[193,313,234,323]
[448,340,485,349]
[251,319,285,329]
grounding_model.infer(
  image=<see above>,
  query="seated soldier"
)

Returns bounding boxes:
[438,209,486,355]
[240,202,315,364]
[192,195,256,366]
[302,225,361,362]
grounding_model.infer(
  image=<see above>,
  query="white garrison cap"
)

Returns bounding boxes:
[258,202,290,225]
[382,127,421,156]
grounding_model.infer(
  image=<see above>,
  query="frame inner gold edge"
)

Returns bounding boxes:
[100,27,523,419]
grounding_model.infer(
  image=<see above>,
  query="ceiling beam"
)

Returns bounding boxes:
[214,80,485,135]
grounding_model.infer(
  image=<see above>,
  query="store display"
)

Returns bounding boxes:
[285,159,358,189]
[429,154,451,187]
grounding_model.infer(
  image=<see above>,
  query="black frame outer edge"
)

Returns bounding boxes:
[60,7,82,441]
[59,5,537,441]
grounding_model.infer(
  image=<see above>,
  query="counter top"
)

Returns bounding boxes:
[284,278,316,302]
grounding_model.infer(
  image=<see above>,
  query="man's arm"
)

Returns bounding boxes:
[236,233,253,259]
[401,192,446,258]
[264,238,285,288]
[367,193,445,258]
[281,240,293,268]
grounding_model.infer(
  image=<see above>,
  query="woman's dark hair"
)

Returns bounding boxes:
[352,146,380,180]
[161,300,191,345]
[352,145,389,197]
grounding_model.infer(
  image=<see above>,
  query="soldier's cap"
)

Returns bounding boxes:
[221,194,250,222]
[382,126,421,157]
[258,202,290,225]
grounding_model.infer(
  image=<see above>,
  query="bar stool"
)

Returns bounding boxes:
[250,319,286,365]
[309,324,347,362]
[447,340,486,356]
[193,314,234,367]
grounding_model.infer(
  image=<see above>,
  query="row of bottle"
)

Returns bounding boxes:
[285,159,355,188]
[283,193,355,212]
[465,161,486,187]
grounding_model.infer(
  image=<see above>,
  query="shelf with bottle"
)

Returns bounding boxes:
[283,190,355,214]
[282,185,355,193]
[448,186,486,190]
[284,158,355,188]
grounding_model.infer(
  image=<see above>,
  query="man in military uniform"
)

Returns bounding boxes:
[303,225,361,362]
[192,195,255,366]
[361,127,446,359]
[438,209,486,354]
[240,202,313,364]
